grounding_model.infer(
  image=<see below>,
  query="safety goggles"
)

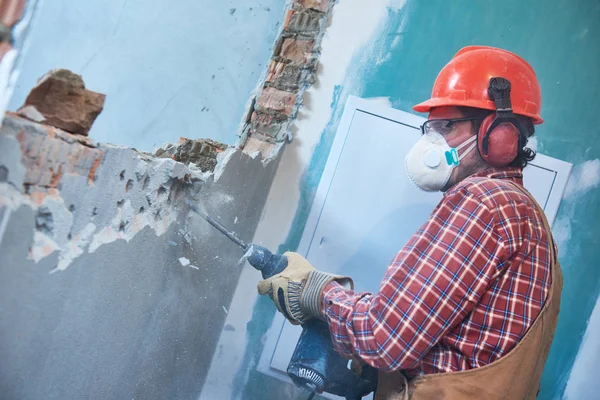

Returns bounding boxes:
[420,117,478,136]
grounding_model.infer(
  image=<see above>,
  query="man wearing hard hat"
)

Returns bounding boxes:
[258,46,561,399]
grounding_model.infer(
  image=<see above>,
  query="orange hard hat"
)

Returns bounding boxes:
[413,46,543,124]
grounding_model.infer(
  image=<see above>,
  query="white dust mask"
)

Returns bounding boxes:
[405,132,477,192]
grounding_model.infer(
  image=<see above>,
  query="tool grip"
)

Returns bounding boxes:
[246,245,288,279]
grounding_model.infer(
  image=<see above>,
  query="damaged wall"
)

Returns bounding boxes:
[7,0,287,150]
[0,109,280,399]
[0,0,331,398]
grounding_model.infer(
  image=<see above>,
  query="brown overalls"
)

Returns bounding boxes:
[375,185,563,400]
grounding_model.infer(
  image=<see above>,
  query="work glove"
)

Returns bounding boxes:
[257,252,353,325]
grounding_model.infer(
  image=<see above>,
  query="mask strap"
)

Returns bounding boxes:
[456,135,477,160]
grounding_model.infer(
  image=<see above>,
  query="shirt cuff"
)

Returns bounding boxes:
[321,281,346,315]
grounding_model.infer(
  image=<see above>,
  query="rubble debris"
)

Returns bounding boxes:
[18,69,106,136]
[178,257,190,267]
[154,143,177,159]
[174,138,228,172]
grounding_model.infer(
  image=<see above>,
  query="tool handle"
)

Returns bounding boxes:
[246,245,288,279]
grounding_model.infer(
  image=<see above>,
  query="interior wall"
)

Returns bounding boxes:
[7,0,286,151]
[0,112,280,400]
[211,0,600,399]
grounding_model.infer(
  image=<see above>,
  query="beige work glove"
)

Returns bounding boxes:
[257,252,353,325]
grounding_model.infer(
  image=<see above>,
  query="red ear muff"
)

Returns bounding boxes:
[478,113,520,167]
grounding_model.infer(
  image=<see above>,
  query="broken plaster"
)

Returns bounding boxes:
[0,111,279,273]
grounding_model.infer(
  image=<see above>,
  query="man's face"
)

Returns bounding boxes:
[427,106,488,191]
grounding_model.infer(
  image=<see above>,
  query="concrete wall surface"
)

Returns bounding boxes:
[205,0,600,399]
[0,114,279,399]
[7,0,286,151]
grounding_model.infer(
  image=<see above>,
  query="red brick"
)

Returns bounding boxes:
[255,87,297,116]
[0,0,26,28]
[285,8,323,34]
[293,0,329,12]
[250,111,286,139]
[266,60,284,82]
[19,69,106,135]
[49,164,63,188]
[80,148,101,170]
[283,10,295,30]
[265,60,302,90]
[280,38,315,63]
[88,149,104,184]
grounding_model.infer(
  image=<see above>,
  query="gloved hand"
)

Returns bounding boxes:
[257,252,353,325]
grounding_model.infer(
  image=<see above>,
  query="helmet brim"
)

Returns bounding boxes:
[413,98,544,125]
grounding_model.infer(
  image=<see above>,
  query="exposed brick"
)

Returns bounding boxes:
[266,60,302,91]
[279,38,315,63]
[0,0,26,28]
[19,69,106,136]
[46,138,62,164]
[11,115,104,189]
[23,131,43,159]
[78,148,97,170]
[266,60,284,83]
[283,10,295,31]
[293,0,329,12]
[174,138,228,172]
[50,164,64,187]
[88,149,103,184]
[37,169,52,188]
[255,87,297,116]
[250,111,287,139]
[248,130,278,144]
[58,139,72,162]
[284,8,323,35]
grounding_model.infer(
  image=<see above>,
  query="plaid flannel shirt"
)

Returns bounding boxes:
[322,167,553,377]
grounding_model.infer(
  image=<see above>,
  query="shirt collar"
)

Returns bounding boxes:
[471,166,523,183]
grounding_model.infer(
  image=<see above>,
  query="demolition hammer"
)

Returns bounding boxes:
[186,200,377,400]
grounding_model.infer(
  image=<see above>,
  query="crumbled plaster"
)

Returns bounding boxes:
[214,147,237,181]
[178,257,191,266]
[0,114,274,273]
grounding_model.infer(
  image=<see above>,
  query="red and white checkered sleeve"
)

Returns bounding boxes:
[321,187,505,371]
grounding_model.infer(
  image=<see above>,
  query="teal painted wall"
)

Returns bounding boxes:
[280,1,600,399]
[358,2,600,399]
[235,1,600,398]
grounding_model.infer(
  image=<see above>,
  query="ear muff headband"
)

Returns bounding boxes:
[478,77,527,166]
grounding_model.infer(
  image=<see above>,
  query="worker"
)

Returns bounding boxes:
[257,46,562,399]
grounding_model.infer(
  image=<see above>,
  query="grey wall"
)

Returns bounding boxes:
[8,0,287,151]
[0,114,280,399]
